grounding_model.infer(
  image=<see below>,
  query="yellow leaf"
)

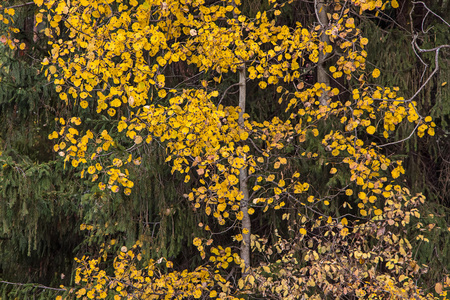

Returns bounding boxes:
[193,289,202,299]
[6,8,15,16]
[158,89,167,98]
[340,227,349,237]
[372,68,380,78]
[299,228,307,235]
[77,288,86,296]
[391,0,399,8]
[366,125,376,134]
[217,203,226,212]
[374,209,382,216]
[209,290,217,298]
[238,278,244,289]
[88,166,95,174]
[110,98,121,107]
[211,90,219,97]
[442,82,447,87]
[240,131,249,140]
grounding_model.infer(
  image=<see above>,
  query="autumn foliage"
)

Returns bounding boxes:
[1,0,449,298]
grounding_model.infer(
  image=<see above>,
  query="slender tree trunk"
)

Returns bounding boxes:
[238,64,251,275]
[316,0,331,106]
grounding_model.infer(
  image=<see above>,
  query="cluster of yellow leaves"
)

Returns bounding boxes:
[38,0,434,201]
[0,4,23,50]
[349,0,396,13]
[58,240,242,300]
[48,116,139,194]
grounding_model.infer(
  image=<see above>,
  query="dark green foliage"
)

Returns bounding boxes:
[0,40,83,287]
[360,0,450,288]
[0,281,64,300]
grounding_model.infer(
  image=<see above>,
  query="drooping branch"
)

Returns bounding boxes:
[371,2,449,147]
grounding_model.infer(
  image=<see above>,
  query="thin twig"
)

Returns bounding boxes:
[377,122,420,148]
[412,1,450,28]
[218,82,240,106]
[173,71,205,89]
[2,2,34,9]
[0,280,66,292]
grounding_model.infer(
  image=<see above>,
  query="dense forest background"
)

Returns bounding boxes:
[0,0,449,298]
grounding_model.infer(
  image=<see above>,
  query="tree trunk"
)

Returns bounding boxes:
[316,0,331,106]
[238,64,251,275]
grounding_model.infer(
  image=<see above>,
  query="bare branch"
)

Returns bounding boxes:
[377,122,421,148]
[411,1,450,28]
[2,2,34,9]
[0,280,66,292]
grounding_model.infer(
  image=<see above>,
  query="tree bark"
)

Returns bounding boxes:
[316,0,331,106]
[238,64,251,275]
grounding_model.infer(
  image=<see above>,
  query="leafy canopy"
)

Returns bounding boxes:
[2,0,448,298]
